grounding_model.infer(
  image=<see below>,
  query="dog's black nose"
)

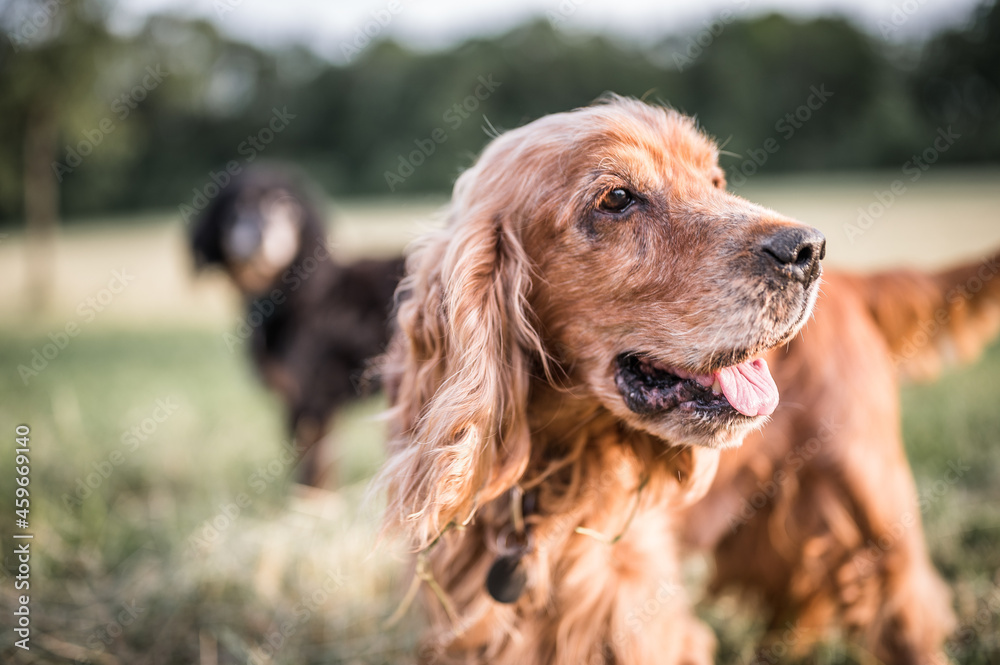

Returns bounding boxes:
[759,226,826,284]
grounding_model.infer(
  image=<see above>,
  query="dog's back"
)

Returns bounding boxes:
[685,251,1000,661]
[844,257,1000,381]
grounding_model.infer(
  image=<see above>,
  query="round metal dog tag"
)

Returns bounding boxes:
[486,553,527,604]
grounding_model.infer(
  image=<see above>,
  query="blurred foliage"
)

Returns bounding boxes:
[0,328,416,664]
[0,0,998,223]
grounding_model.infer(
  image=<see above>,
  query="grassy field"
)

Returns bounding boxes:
[1,170,1000,664]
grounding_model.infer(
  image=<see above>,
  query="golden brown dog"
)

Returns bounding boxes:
[684,258,1000,663]
[377,96,999,664]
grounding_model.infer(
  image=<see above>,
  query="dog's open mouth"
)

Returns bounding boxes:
[614,352,778,418]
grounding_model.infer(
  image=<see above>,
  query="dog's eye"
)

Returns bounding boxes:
[598,188,634,213]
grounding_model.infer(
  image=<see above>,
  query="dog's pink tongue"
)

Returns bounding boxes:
[715,359,778,417]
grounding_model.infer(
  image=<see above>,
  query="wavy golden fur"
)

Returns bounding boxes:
[685,257,1000,663]
[377,96,998,664]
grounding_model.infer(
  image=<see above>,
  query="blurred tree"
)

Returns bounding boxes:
[0,2,996,225]
[0,0,115,311]
[673,14,894,172]
[912,0,1000,163]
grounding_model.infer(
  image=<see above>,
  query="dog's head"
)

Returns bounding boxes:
[521,97,825,449]
[190,166,325,295]
[383,97,824,544]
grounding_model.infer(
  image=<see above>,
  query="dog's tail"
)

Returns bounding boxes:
[844,251,1000,382]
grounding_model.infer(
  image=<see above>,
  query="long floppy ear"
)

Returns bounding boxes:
[190,199,227,270]
[379,184,541,548]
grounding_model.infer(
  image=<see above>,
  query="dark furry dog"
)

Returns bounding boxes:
[190,165,404,486]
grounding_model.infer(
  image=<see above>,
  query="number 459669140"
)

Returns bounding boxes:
[15,425,29,522]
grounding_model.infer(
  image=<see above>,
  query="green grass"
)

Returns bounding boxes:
[2,328,999,664]
[900,343,1000,665]
[2,171,1000,663]
[0,328,419,664]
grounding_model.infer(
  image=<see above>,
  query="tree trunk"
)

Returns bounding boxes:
[24,100,59,314]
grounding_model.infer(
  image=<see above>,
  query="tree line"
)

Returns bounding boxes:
[0,0,997,224]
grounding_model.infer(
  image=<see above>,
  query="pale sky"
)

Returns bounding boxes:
[113,0,983,62]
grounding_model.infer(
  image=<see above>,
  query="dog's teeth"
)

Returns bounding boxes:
[711,378,722,395]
